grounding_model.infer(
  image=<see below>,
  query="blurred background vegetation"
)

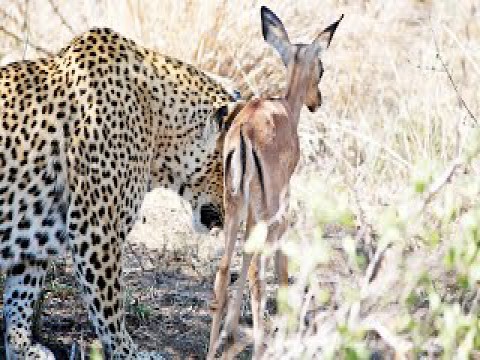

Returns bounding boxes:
[1,0,480,358]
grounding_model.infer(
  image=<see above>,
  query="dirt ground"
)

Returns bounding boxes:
[0,189,266,359]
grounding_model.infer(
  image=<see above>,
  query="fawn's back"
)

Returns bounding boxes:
[224,98,300,214]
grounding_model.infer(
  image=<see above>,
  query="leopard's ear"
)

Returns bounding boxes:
[213,105,229,132]
[214,101,246,133]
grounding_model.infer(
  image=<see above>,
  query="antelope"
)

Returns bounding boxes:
[208,6,343,358]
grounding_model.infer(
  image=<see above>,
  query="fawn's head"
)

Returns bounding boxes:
[261,6,343,112]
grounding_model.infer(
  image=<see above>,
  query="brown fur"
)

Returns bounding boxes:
[208,6,343,359]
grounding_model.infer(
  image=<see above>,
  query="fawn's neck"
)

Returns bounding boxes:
[284,58,311,124]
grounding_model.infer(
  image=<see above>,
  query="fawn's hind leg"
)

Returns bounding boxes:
[208,211,242,359]
[275,219,289,287]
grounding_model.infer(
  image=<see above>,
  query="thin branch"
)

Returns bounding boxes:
[13,0,25,19]
[69,341,78,360]
[420,156,463,213]
[362,318,413,358]
[362,241,393,287]
[0,8,22,28]
[406,58,446,73]
[126,242,146,273]
[0,25,53,56]
[22,0,29,60]
[430,21,478,126]
[362,156,463,288]
[350,178,375,255]
[342,168,376,263]
[47,0,75,35]
[469,288,480,315]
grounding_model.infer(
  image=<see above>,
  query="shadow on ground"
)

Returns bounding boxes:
[0,245,236,360]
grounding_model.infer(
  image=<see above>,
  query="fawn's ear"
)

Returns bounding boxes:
[313,14,344,50]
[261,6,292,66]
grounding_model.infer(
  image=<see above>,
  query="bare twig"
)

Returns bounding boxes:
[321,130,376,261]
[349,177,375,259]
[362,156,463,287]
[406,58,446,73]
[362,241,393,287]
[126,242,147,273]
[13,0,25,19]
[22,0,29,60]
[0,25,53,56]
[468,288,480,315]
[69,341,77,360]
[430,21,478,126]
[47,0,75,35]
[362,318,413,358]
[420,156,463,213]
[80,331,85,360]
[0,8,22,28]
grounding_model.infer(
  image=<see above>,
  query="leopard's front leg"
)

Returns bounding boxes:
[68,181,140,359]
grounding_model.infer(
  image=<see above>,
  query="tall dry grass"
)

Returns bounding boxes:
[1,0,480,358]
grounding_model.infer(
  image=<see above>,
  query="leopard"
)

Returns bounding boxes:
[0,27,240,359]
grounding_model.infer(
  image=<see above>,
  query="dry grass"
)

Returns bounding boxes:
[1,0,480,358]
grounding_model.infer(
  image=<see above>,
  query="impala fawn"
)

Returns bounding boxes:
[208,6,343,358]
